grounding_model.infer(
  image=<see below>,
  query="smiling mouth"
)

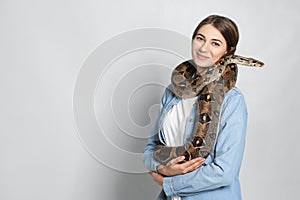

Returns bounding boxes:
[196,52,209,60]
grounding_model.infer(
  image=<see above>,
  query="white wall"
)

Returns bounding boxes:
[1,0,299,199]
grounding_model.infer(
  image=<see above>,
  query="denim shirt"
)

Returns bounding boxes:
[142,86,248,200]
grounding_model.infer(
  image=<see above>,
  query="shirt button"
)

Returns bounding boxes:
[189,118,193,122]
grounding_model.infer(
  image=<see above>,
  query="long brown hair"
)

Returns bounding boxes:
[192,15,239,56]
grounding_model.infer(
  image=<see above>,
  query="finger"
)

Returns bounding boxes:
[191,157,205,165]
[192,160,204,169]
[190,158,206,170]
[192,157,205,162]
[199,158,206,165]
[150,171,163,181]
[180,157,203,168]
[181,161,203,174]
[149,171,157,179]
[148,171,154,176]
[150,172,163,186]
[168,156,185,165]
[175,156,186,163]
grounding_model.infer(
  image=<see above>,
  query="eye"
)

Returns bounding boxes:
[212,42,221,47]
[196,36,204,41]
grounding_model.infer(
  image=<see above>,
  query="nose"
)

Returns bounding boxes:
[200,41,209,52]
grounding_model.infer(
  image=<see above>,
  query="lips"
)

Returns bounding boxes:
[196,52,209,60]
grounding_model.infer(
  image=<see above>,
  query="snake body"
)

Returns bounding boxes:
[153,54,264,165]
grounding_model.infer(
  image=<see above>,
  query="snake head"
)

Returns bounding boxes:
[222,54,265,67]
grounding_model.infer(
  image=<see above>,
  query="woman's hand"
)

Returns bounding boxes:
[149,171,164,187]
[157,156,205,177]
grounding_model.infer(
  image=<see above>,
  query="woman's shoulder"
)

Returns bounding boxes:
[225,87,245,99]
[222,87,247,109]
[161,85,175,99]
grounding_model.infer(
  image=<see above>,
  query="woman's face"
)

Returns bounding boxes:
[192,24,227,68]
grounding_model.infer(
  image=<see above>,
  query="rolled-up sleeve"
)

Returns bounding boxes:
[142,118,162,172]
[163,88,248,197]
[142,88,173,172]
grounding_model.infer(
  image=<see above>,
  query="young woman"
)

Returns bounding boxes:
[142,15,248,199]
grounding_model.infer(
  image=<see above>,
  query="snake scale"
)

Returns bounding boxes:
[153,54,264,165]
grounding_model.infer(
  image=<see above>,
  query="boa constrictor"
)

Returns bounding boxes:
[153,54,264,165]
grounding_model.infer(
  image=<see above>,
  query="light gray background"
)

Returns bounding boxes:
[1,0,299,199]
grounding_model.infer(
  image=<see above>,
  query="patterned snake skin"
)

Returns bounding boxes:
[153,54,264,165]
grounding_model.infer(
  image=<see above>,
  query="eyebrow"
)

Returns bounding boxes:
[196,33,224,44]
